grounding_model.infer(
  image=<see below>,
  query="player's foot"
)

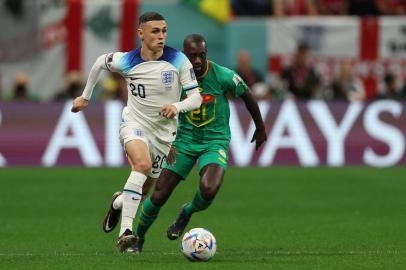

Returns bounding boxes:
[103,191,122,233]
[167,204,192,240]
[126,237,145,253]
[116,229,138,253]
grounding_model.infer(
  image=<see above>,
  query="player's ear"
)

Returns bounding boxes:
[137,28,143,40]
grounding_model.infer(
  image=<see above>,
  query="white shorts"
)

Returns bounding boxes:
[119,122,171,179]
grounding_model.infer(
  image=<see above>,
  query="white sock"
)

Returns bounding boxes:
[113,194,123,210]
[119,171,147,236]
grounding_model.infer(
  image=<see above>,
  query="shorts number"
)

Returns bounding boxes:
[152,155,167,170]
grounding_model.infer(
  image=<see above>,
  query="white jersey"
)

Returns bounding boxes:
[105,46,198,144]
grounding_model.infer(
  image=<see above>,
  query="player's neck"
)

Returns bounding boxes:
[140,47,163,61]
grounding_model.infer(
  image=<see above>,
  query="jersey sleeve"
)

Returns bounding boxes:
[104,52,127,75]
[178,53,199,94]
[226,70,248,98]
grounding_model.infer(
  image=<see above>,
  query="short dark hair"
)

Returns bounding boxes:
[183,34,207,47]
[138,12,165,25]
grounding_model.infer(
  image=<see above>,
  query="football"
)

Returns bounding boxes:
[181,228,217,261]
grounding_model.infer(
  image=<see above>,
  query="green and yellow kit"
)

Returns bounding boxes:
[164,60,248,179]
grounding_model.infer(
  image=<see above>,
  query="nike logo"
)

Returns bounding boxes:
[152,170,160,174]
[130,77,139,81]
[131,197,140,201]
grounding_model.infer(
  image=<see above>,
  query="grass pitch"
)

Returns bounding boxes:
[0,167,405,270]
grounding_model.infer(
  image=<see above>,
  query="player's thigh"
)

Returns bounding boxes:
[162,147,197,180]
[125,139,152,171]
[120,123,152,170]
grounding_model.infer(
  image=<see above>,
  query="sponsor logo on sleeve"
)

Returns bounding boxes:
[232,74,243,86]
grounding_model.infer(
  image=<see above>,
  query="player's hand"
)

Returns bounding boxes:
[71,96,89,113]
[160,104,178,119]
[166,146,178,166]
[251,127,267,150]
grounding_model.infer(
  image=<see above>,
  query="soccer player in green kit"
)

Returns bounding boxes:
[103,34,267,252]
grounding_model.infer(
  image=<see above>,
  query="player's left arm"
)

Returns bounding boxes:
[161,89,202,119]
[228,72,267,150]
[240,90,267,150]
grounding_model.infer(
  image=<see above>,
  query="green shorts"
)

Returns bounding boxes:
[163,140,229,180]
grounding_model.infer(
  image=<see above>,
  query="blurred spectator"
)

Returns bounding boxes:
[331,59,365,101]
[252,82,272,100]
[280,42,320,99]
[55,71,84,101]
[235,50,264,88]
[11,72,36,101]
[376,0,406,15]
[348,0,378,15]
[273,0,318,16]
[99,72,127,101]
[376,72,405,100]
[232,0,272,16]
[316,0,347,15]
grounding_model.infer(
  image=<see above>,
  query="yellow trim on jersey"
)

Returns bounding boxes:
[185,98,216,127]
[197,61,211,80]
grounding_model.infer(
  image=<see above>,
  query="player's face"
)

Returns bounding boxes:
[138,20,167,52]
[183,42,207,77]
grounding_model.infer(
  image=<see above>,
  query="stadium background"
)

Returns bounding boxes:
[1,0,406,269]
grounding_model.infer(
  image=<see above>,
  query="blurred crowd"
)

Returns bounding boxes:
[5,44,405,103]
[234,42,406,101]
[3,71,128,103]
[2,0,406,103]
[232,0,406,16]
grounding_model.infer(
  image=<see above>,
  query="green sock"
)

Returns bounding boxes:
[184,191,213,215]
[136,196,161,239]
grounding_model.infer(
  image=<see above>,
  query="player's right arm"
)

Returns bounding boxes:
[71,52,125,113]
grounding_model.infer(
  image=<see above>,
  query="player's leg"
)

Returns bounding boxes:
[127,169,183,253]
[103,174,154,234]
[133,148,196,252]
[142,177,155,201]
[116,139,152,252]
[167,143,228,240]
[167,164,225,240]
[189,163,225,212]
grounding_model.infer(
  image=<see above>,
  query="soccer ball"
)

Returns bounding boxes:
[181,228,217,261]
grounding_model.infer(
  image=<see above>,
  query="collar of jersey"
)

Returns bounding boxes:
[133,46,174,63]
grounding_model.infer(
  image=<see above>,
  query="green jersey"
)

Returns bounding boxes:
[176,61,248,143]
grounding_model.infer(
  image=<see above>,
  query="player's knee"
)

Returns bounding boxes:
[132,160,152,175]
[200,181,218,200]
[151,191,166,207]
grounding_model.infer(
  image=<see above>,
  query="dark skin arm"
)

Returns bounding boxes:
[239,89,267,150]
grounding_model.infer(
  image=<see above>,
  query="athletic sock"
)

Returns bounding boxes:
[112,194,123,210]
[184,191,213,215]
[136,196,161,239]
[119,171,147,237]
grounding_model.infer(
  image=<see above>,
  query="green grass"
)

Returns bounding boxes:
[0,167,406,269]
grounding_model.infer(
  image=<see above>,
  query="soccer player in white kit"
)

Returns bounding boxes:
[71,12,202,253]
